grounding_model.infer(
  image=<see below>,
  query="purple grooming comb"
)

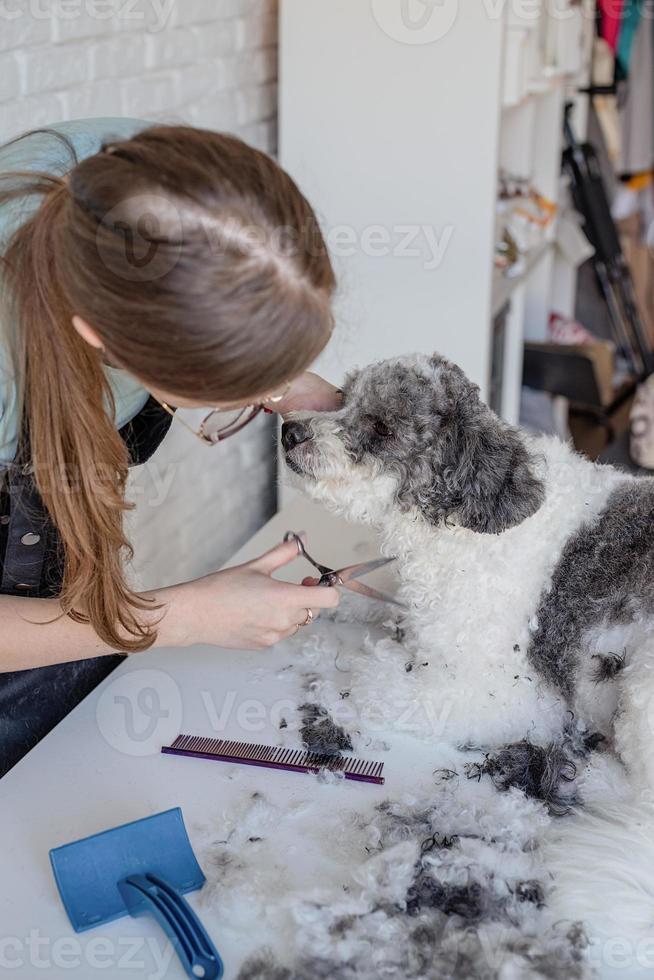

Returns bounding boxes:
[161,734,385,786]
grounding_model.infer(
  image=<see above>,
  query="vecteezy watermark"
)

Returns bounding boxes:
[0,930,175,979]
[325,223,454,270]
[0,0,175,33]
[198,688,456,740]
[371,0,459,45]
[96,669,183,756]
[93,190,455,281]
[370,0,606,42]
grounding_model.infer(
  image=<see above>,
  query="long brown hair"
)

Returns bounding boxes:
[0,125,335,651]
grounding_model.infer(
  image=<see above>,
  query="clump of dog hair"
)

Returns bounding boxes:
[405,873,496,920]
[467,740,578,815]
[591,650,627,683]
[299,703,353,756]
[237,955,292,980]
[237,920,591,980]
[515,879,545,907]
[561,719,606,757]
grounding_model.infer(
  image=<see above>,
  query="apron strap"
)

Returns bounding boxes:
[0,464,48,596]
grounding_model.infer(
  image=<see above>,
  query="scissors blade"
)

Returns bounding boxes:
[341,577,407,608]
[334,556,397,583]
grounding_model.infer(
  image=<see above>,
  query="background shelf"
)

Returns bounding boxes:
[280,0,594,428]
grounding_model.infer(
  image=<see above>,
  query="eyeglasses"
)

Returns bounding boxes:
[157,381,291,446]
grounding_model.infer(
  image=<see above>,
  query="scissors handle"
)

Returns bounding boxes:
[283,532,334,577]
[285,530,407,608]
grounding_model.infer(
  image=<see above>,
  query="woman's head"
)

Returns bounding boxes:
[58,125,336,403]
[0,124,336,651]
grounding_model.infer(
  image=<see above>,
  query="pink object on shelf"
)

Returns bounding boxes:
[548,312,598,346]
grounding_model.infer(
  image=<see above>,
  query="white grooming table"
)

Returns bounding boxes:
[0,497,436,980]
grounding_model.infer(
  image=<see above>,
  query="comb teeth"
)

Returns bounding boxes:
[161,734,385,785]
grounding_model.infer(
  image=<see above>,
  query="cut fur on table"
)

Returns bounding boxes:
[191,619,651,978]
[192,724,593,979]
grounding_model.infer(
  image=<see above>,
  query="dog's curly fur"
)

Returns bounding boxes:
[282,353,654,794]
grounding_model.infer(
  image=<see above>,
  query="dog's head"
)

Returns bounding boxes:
[282,353,544,534]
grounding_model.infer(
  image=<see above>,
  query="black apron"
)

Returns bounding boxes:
[0,397,173,778]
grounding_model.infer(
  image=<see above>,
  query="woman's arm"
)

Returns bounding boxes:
[0,538,338,671]
[0,588,185,670]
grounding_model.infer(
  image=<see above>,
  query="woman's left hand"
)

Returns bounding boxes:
[273,372,342,416]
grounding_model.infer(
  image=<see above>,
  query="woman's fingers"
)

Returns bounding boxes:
[251,535,306,575]
[289,583,339,610]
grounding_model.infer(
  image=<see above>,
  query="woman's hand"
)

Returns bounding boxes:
[273,372,343,416]
[166,537,340,650]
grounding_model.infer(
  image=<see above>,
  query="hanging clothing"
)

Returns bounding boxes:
[616,0,645,76]
[599,0,625,53]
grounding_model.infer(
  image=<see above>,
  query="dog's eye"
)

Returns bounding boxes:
[372,419,392,438]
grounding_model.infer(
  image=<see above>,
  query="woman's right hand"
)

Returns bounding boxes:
[164,537,340,650]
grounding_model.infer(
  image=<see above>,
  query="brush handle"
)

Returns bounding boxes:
[118,873,223,980]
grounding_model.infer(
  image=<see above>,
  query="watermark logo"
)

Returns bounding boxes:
[96,669,183,756]
[371,0,459,44]
[0,1,175,33]
[0,930,174,979]
[96,193,182,283]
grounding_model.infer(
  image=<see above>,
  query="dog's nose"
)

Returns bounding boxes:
[282,420,312,452]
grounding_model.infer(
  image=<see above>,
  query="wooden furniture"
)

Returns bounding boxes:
[523,340,636,457]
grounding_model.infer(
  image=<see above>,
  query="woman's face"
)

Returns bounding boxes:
[72,314,282,412]
[145,384,270,412]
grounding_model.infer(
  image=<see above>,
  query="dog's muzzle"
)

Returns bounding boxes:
[282,420,314,476]
[282,421,312,452]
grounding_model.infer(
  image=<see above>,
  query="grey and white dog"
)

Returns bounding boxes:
[282,353,654,793]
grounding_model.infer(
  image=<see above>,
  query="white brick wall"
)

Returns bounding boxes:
[0,0,280,589]
[0,1,279,151]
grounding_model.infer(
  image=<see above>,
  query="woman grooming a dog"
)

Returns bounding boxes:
[0,118,341,776]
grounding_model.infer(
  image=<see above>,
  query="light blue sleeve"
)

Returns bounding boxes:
[0,118,153,466]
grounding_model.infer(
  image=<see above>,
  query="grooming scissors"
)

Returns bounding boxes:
[284,531,406,608]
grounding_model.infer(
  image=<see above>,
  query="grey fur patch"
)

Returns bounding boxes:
[299,703,353,756]
[591,651,627,683]
[237,923,589,980]
[467,741,578,815]
[528,482,654,695]
[405,874,496,920]
[237,956,292,980]
[515,880,545,908]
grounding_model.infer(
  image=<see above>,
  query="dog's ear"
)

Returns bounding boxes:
[447,410,544,534]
